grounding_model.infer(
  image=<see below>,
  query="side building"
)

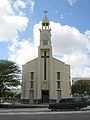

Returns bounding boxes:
[21,14,71,104]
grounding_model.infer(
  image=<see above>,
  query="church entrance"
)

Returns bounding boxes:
[42,90,49,103]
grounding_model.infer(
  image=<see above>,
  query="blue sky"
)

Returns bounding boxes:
[0,0,90,78]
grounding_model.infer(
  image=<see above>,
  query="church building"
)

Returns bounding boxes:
[21,13,71,104]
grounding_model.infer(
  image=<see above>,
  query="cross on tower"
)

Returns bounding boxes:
[41,51,49,80]
[44,10,48,16]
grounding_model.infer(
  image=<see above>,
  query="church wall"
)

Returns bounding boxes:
[23,58,38,72]
[21,72,30,103]
[50,58,64,101]
[63,64,71,98]
[60,64,71,98]
[22,58,38,103]
[52,58,71,101]
[49,58,56,101]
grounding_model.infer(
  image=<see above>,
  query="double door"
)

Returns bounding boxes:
[42,90,49,103]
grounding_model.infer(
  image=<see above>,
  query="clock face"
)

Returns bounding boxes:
[43,35,48,45]
[43,40,48,45]
[43,35,48,40]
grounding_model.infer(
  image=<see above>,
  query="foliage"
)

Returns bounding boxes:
[0,59,21,97]
[71,80,90,96]
[3,91,14,98]
[14,93,22,99]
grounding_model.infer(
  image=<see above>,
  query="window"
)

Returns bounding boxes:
[57,81,60,89]
[60,99,66,103]
[57,72,60,80]
[57,90,61,102]
[66,98,73,103]
[31,72,34,80]
[30,81,34,89]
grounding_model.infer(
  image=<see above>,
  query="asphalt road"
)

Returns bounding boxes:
[0,111,90,120]
[0,107,90,120]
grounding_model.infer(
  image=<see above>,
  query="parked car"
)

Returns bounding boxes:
[48,97,88,111]
[83,96,90,105]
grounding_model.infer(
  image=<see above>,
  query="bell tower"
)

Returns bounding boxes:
[37,11,53,103]
[39,11,51,47]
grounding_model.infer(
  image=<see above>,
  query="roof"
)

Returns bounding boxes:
[42,15,49,24]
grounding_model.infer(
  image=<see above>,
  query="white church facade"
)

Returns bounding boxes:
[21,14,71,104]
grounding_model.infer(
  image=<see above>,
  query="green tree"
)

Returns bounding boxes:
[86,87,90,95]
[15,93,22,100]
[0,59,21,97]
[71,80,89,97]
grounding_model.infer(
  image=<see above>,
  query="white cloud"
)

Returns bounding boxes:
[0,0,29,41]
[13,0,35,14]
[8,22,40,66]
[0,0,36,41]
[0,0,14,16]
[14,0,26,9]
[33,22,41,47]
[8,39,38,66]
[50,22,88,54]
[0,0,35,64]
[29,0,35,13]
[61,52,90,77]
[0,15,28,41]
[13,0,26,16]
[67,0,77,6]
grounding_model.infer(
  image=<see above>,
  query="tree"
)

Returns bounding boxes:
[0,59,21,98]
[71,80,90,97]
[15,93,22,100]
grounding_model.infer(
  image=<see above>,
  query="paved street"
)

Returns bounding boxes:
[0,106,90,120]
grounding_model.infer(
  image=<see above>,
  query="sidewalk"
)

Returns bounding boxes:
[0,108,48,113]
[83,105,90,110]
[0,103,48,108]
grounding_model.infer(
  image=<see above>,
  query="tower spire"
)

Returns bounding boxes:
[42,11,49,30]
